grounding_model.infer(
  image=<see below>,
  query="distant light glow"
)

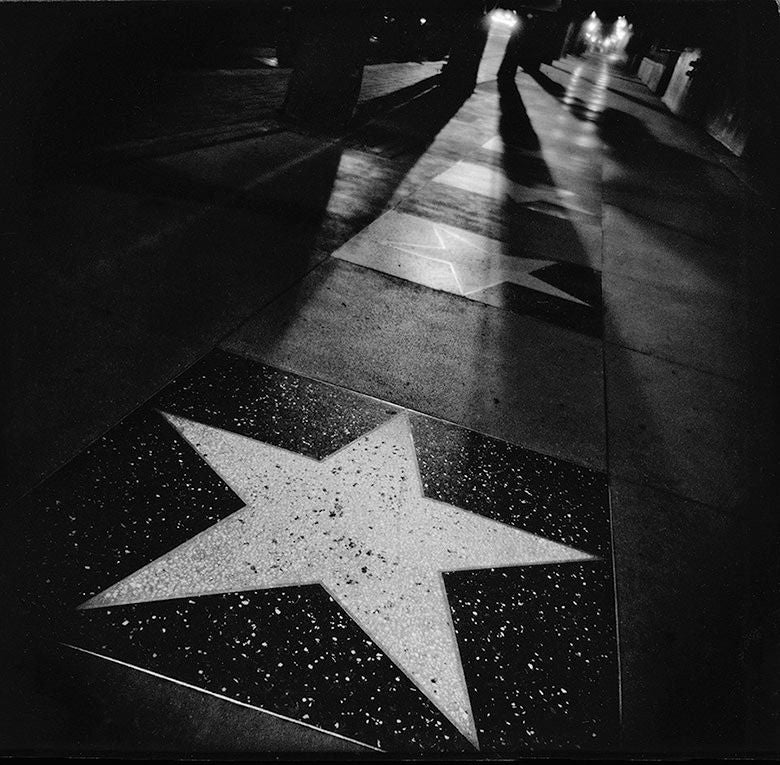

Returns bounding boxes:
[580,12,632,55]
[490,9,518,28]
[583,12,601,42]
[419,17,427,25]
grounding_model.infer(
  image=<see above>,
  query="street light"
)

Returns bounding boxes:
[490,9,519,29]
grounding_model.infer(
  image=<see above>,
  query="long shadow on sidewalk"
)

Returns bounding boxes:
[535,57,751,752]
[4,80,471,503]
[3,78,476,754]
[484,50,749,753]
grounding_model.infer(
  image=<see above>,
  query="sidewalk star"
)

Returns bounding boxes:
[332,210,590,305]
[433,161,595,219]
[83,412,593,748]
[382,223,589,301]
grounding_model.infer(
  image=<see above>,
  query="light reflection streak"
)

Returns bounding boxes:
[560,61,611,122]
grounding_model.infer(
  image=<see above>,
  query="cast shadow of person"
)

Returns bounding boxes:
[496,30,540,151]
[493,32,594,274]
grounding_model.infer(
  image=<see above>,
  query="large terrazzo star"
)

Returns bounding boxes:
[83,413,593,748]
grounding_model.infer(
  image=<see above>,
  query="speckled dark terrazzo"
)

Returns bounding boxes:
[64,587,471,753]
[12,407,244,614]
[152,353,609,556]
[17,351,617,752]
[409,414,610,557]
[152,348,400,460]
[444,561,619,752]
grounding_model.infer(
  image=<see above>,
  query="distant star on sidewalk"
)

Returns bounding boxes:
[383,224,589,303]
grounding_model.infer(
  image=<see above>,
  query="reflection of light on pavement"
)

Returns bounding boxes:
[561,61,610,121]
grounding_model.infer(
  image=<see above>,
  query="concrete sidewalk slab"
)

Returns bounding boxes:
[605,343,747,510]
[222,258,606,472]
